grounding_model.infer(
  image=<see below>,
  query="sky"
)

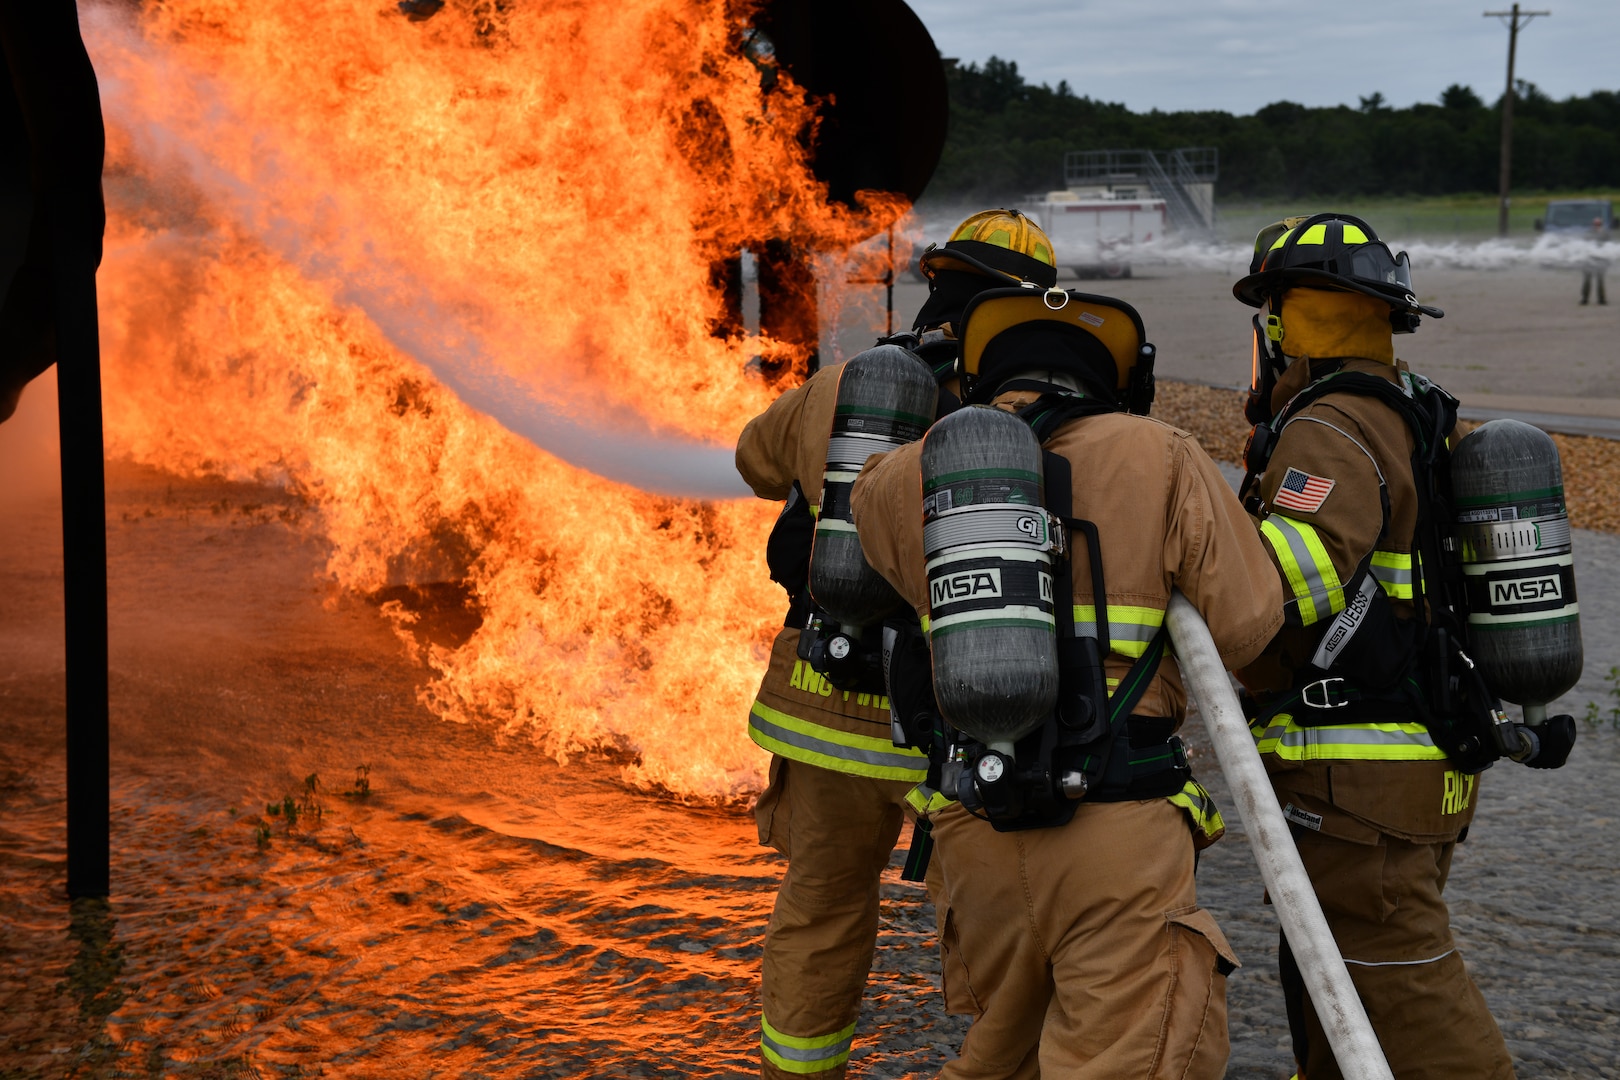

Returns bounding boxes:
[905,0,1620,115]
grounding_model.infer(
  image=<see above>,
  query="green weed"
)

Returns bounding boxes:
[1582,665,1620,730]
[264,774,325,838]
[342,763,372,801]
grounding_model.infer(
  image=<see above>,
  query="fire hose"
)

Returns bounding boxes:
[1165,591,1395,1080]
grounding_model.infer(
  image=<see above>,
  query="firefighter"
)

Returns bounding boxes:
[847,285,1284,1078]
[735,209,1057,1079]
[1232,213,1517,1079]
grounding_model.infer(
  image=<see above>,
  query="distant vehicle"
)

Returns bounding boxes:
[1536,198,1613,237]
[1020,189,1168,279]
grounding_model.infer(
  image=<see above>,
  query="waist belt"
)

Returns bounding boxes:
[1248,676,1419,728]
[1086,716,1192,802]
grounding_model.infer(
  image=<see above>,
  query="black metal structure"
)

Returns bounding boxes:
[739,0,948,373]
[0,0,110,898]
[755,0,948,209]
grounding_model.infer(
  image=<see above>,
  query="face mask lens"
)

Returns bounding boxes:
[1251,322,1263,390]
[1392,251,1414,291]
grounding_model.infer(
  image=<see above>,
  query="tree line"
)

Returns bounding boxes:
[926,57,1620,200]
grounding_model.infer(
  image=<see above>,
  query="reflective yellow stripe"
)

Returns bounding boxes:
[1297,223,1327,245]
[1072,603,1164,658]
[1370,550,1414,599]
[1260,515,1344,626]
[919,613,931,635]
[1342,224,1369,244]
[761,1016,854,1074]
[1252,713,1449,762]
[1167,778,1225,840]
[906,783,954,815]
[808,502,819,519]
[749,701,928,782]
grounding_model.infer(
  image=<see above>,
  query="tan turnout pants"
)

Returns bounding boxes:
[928,797,1237,1080]
[754,756,917,1079]
[1281,829,1514,1080]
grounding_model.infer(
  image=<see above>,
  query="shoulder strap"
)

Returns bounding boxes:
[1016,392,1117,444]
[1241,368,1456,495]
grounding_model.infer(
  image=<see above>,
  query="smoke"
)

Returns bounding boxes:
[83,5,750,500]
[1126,234,1613,275]
[1405,235,1613,272]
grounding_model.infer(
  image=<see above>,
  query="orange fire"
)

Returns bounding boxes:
[82,0,908,798]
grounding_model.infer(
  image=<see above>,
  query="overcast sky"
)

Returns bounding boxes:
[906,0,1620,115]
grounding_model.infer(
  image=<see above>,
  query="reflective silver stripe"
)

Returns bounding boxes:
[1107,619,1160,645]
[1342,948,1456,968]
[1371,562,1413,586]
[1266,515,1339,617]
[1275,725,1438,751]
[749,711,927,774]
[1073,605,1163,652]
[761,1029,853,1067]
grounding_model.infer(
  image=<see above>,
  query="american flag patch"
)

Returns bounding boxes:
[1272,467,1335,514]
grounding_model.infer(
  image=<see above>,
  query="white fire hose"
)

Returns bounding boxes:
[1165,591,1395,1080]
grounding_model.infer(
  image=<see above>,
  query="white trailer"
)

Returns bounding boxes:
[1022,190,1168,279]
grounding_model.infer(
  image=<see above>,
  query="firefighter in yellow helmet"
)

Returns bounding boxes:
[1232,213,1573,1079]
[735,210,1055,1079]
[848,284,1283,1078]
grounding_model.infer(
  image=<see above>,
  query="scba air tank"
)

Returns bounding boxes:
[920,406,1060,745]
[808,345,939,626]
[1452,419,1583,716]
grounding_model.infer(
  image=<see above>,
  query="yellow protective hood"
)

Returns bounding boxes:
[1278,288,1394,364]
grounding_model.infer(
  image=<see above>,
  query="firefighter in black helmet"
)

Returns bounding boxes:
[1233,213,1522,1080]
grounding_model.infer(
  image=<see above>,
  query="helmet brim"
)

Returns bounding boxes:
[920,239,1058,289]
[1233,268,1444,319]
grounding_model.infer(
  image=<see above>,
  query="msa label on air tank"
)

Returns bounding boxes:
[1465,557,1577,622]
[1490,575,1563,605]
[931,569,1003,606]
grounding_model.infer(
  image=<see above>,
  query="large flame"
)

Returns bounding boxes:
[83,0,907,798]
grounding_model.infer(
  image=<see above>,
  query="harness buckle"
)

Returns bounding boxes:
[1045,510,1068,556]
[1301,678,1350,710]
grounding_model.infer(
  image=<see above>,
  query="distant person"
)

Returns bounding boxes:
[1581,216,1608,306]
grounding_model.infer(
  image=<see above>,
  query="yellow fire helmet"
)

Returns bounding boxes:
[918,208,1058,288]
[957,287,1155,414]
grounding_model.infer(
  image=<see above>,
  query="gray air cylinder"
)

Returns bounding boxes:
[1452,419,1583,718]
[920,406,1060,746]
[808,344,938,626]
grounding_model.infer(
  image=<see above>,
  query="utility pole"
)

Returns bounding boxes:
[1484,4,1550,237]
